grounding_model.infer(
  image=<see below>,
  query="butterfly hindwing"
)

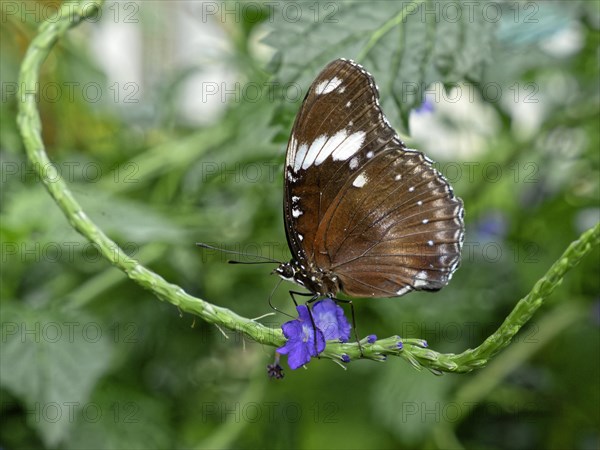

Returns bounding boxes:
[315,147,464,297]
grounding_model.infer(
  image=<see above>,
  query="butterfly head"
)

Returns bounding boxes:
[274,262,295,280]
[274,260,341,297]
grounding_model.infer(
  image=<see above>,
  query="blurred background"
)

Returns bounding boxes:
[1,1,599,449]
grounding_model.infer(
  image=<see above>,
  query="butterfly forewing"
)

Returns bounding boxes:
[284,59,396,262]
[283,58,464,298]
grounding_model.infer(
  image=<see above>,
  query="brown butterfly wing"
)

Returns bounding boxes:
[283,59,396,265]
[283,58,464,298]
[313,146,464,298]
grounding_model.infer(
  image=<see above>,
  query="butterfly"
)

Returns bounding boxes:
[274,59,465,302]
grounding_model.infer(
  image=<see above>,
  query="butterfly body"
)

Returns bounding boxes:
[275,260,341,297]
[278,59,464,300]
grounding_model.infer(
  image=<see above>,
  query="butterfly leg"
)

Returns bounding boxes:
[303,294,322,357]
[287,291,323,357]
[331,297,364,357]
[288,290,314,307]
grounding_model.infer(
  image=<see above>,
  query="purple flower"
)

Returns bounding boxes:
[277,305,326,370]
[277,299,351,370]
[341,354,350,363]
[267,362,284,379]
[312,299,351,342]
[414,97,434,115]
[367,334,377,344]
[476,211,508,239]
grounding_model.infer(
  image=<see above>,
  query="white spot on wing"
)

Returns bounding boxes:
[293,143,308,173]
[427,240,434,246]
[349,157,359,170]
[287,135,297,159]
[302,135,328,169]
[396,286,412,296]
[315,77,343,95]
[292,196,300,203]
[417,200,423,206]
[414,271,429,288]
[422,219,429,224]
[292,208,303,218]
[298,234,303,241]
[408,186,415,192]
[300,129,367,166]
[331,130,367,161]
[353,173,368,188]
[346,101,352,107]
[395,174,401,181]
[366,151,374,158]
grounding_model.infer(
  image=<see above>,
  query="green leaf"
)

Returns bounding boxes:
[371,363,457,445]
[65,383,172,450]
[2,184,189,245]
[0,302,114,446]
[263,0,496,131]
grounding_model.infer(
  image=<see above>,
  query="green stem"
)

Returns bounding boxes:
[430,302,585,449]
[16,0,285,349]
[16,0,599,373]
[325,223,599,371]
[63,243,168,310]
[454,303,585,399]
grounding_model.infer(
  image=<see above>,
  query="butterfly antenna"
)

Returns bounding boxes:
[196,242,282,264]
[268,278,295,319]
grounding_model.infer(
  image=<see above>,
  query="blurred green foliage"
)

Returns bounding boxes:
[1,1,599,449]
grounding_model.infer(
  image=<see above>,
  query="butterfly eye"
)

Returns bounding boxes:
[276,264,294,280]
